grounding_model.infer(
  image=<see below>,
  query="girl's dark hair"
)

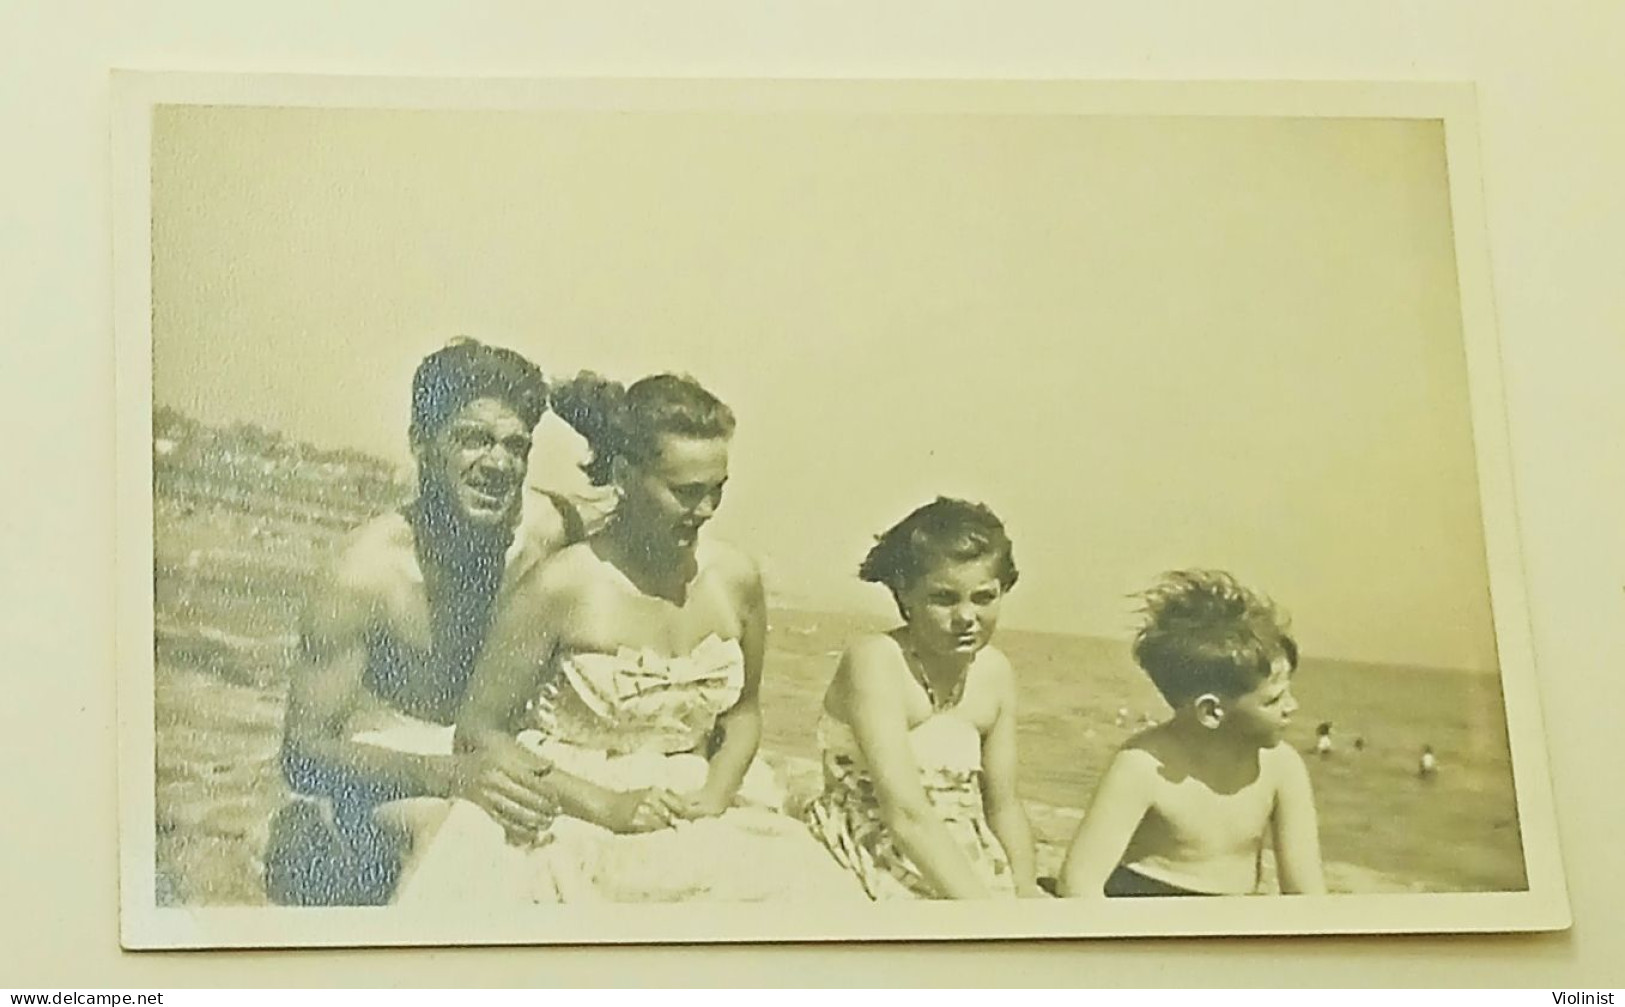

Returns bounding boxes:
[408,337,549,444]
[859,497,1019,611]
[550,371,736,485]
[1131,569,1298,705]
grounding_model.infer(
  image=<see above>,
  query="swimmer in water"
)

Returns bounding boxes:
[1418,745,1438,779]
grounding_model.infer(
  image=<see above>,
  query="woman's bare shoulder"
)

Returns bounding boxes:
[833,633,908,690]
[698,537,761,584]
[844,630,906,665]
[691,538,766,615]
[828,633,911,719]
[972,644,1015,682]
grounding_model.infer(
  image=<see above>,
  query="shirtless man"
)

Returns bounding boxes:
[267,339,580,905]
[1058,570,1325,898]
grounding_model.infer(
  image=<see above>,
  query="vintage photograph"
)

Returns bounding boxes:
[114,76,1567,947]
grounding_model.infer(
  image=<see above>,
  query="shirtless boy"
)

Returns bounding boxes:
[268,339,581,904]
[1058,570,1326,897]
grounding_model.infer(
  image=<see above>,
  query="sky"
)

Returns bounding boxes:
[151,105,1498,671]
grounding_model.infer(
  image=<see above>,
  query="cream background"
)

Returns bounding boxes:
[3,0,1622,988]
[150,106,1491,672]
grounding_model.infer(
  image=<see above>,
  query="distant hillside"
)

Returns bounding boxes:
[152,406,409,528]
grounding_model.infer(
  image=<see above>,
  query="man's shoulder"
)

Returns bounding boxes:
[538,537,599,573]
[514,487,587,554]
[325,511,415,595]
[523,538,605,600]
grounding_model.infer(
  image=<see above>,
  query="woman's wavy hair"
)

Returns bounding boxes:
[1131,569,1298,705]
[858,497,1019,616]
[549,371,736,485]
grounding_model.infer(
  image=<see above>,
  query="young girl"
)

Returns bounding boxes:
[805,498,1042,899]
[1059,570,1325,897]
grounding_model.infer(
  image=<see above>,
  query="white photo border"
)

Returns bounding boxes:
[113,73,1571,949]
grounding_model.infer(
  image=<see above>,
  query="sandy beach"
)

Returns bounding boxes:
[148,416,1525,905]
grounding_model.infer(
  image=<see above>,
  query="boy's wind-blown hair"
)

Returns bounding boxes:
[1132,570,1298,705]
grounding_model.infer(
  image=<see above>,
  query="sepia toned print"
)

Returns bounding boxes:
[114,75,1567,947]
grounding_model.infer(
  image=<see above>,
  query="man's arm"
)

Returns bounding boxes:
[500,488,588,596]
[1057,748,1155,898]
[1270,745,1327,894]
[281,559,460,805]
[978,653,1041,895]
[455,552,662,836]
